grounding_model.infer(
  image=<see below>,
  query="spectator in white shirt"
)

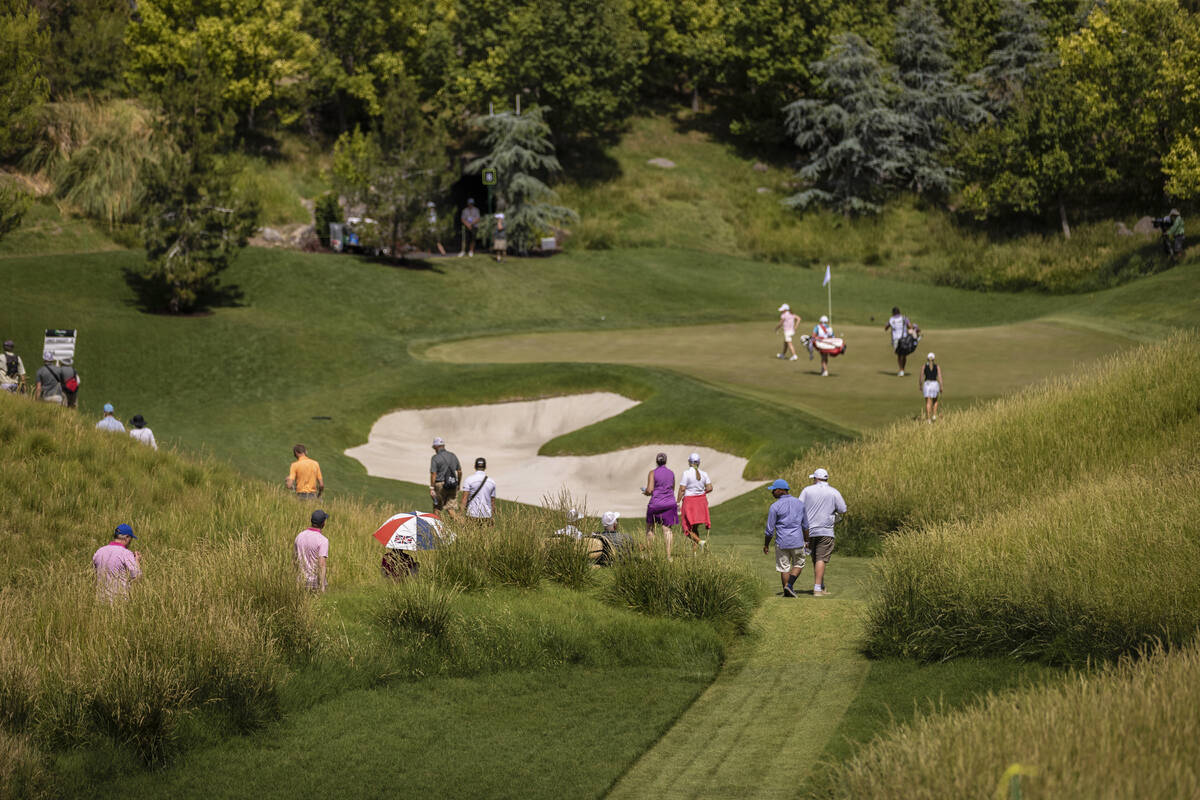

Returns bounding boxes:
[128,414,158,450]
[676,453,713,551]
[459,457,497,523]
[797,468,846,596]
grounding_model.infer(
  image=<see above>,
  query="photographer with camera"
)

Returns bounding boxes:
[1153,209,1185,259]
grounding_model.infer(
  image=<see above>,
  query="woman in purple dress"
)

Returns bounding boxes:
[642,452,678,559]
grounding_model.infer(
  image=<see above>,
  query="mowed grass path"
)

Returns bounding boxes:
[426,321,1131,432]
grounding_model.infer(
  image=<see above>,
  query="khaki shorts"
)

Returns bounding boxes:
[433,481,457,510]
[808,536,834,563]
[776,545,806,573]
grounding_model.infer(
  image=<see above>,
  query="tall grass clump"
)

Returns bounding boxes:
[819,641,1200,799]
[605,551,759,633]
[798,331,1200,554]
[865,447,1200,665]
[0,728,55,800]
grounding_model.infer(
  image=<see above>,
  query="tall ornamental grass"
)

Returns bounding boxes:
[605,549,759,633]
[820,641,1200,799]
[864,445,1200,664]
[798,331,1200,554]
[0,728,55,800]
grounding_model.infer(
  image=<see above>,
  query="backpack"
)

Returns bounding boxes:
[3,354,16,379]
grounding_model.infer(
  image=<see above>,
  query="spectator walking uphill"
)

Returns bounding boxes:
[429,437,462,511]
[642,452,679,559]
[885,307,920,376]
[774,304,802,361]
[797,468,846,596]
[128,414,157,450]
[286,444,323,500]
[676,453,713,552]
[1,340,25,394]
[96,403,125,433]
[921,352,943,422]
[493,213,506,262]
[763,479,809,598]
[33,351,68,404]
[93,523,142,600]
[460,457,497,523]
[459,198,480,257]
[294,510,330,592]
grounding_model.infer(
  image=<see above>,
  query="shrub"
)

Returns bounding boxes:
[822,642,1200,799]
[314,191,341,247]
[544,534,594,589]
[375,580,460,639]
[0,727,55,800]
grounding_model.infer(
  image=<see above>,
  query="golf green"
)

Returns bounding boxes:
[424,321,1133,432]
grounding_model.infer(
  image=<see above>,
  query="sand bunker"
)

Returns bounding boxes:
[345,392,762,517]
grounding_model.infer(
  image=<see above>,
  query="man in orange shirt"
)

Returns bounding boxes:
[286,444,324,500]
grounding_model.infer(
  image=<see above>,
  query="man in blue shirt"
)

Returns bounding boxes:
[763,479,809,598]
[96,403,125,433]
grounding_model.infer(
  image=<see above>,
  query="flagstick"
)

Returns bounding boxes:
[827,264,832,323]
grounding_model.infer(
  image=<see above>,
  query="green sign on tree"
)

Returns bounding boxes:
[482,169,498,186]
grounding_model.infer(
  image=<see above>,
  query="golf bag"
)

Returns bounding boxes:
[896,333,919,356]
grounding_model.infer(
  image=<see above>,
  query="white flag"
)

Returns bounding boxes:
[822,264,831,287]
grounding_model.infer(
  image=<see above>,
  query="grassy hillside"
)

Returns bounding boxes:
[0,394,752,798]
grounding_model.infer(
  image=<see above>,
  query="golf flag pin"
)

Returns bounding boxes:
[823,264,831,287]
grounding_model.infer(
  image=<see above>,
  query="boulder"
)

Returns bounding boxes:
[1133,216,1157,235]
[1115,222,1133,236]
[257,227,285,243]
[756,187,771,194]
[647,158,676,169]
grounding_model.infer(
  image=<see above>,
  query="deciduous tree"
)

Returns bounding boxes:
[0,0,49,160]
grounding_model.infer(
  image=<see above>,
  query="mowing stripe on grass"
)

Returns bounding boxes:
[606,557,873,800]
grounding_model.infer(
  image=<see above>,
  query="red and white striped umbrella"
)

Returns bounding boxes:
[372,512,453,551]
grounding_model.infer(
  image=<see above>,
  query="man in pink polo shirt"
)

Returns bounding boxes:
[294,510,330,592]
[93,523,143,599]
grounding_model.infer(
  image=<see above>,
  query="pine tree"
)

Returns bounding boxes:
[466,106,577,252]
[892,0,988,196]
[976,0,1051,113]
[783,33,910,215]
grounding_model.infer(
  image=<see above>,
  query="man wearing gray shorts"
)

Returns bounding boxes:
[798,468,846,596]
[763,479,809,598]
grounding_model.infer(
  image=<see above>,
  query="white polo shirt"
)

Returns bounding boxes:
[798,481,846,537]
[679,467,711,497]
[461,471,497,518]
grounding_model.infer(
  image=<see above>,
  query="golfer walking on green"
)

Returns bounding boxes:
[763,479,809,598]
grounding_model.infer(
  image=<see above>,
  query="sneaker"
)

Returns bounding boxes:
[457,252,465,257]
[932,415,937,421]
[699,540,707,549]
[898,371,905,377]
[789,355,798,361]
[783,585,798,598]
[776,353,785,359]
[813,588,829,596]
[821,370,828,377]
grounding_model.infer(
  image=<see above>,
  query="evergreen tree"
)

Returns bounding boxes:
[976,0,1051,113]
[466,106,577,252]
[0,0,49,160]
[783,33,909,215]
[136,49,259,313]
[892,0,988,195]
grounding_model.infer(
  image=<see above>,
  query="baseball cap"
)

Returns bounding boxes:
[568,508,583,522]
[2,340,12,350]
[809,468,829,481]
[432,437,445,447]
[103,403,114,413]
[311,510,329,526]
[467,198,475,204]
[768,479,789,492]
[475,457,487,469]
[1170,208,1180,215]
[819,315,829,323]
[495,212,504,219]
[927,352,936,360]
[688,452,700,464]
[601,511,620,527]
[427,201,435,207]
[778,303,790,312]
[114,523,137,539]
[43,350,55,362]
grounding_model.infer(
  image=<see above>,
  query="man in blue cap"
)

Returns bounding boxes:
[96,403,125,433]
[93,523,143,599]
[763,479,809,598]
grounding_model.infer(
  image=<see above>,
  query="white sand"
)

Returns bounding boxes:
[345,392,762,517]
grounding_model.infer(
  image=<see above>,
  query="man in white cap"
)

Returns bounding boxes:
[676,452,713,551]
[34,350,66,404]
[429,437,462,511]
[774,304,802,360]
[591,511,632,566]
[798,468,846,596]
[96,402,126,433]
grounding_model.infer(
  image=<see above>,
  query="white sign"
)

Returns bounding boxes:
[43,329,77,364]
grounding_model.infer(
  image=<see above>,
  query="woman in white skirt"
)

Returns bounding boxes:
[920,352,942,422]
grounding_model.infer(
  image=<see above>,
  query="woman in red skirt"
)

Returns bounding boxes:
[676,453,714,552]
